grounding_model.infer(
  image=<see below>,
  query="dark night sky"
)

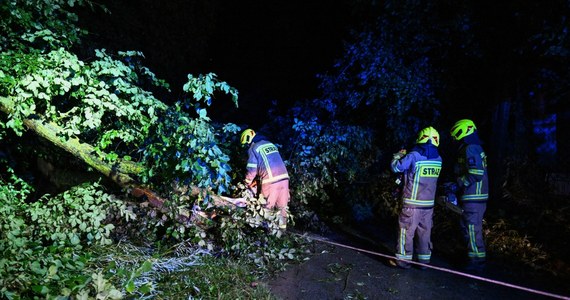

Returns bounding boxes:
[77,1,356,128]
[75,1,569,144]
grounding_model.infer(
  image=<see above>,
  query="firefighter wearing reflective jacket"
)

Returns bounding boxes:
[390,126,442,269]
[450,119,489,272]
[241,129,290,230]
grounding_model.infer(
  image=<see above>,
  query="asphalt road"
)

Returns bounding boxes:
[267,225,570,300]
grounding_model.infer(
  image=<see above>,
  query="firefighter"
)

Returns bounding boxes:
[241,129,290,230]
[449,119,489,272]
[390,126,442,269]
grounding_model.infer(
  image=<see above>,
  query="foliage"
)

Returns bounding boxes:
[265,99,390,225]
[1,165,296,299]
[0,0,242,201]
[433,155,570,278]
[494,157,570,273]
[1,4,304,297]
[0,0,88,52]
[316,0,478,149]
[143,182,307,266]
[140,73,238,195]
[28,182,136,247]
[0,48,168,160]
[134,182,216,248]
[0,163,140,299]
[485,219,549,271]
[0,161,34,267]
[318,32,439,148]
[120,242,279,300]
[181,255,277,300]
[0,0,242,195]
[213,189,305,267]
[270,0,479,225]
[287,115,374,205]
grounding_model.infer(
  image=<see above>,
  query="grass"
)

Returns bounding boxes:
[152,254,277,300]
[89,241,282,299]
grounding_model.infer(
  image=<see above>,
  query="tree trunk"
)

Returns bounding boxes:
[1,96,237,221]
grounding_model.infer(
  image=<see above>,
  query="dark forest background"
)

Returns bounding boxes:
[75,0,569,192]
[75,1,352,127]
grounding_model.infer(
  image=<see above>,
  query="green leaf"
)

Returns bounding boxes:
[139,283,152,294]
[141,260,152,272]
[30,261,46,275]
[70,234,80,245]
[126,280,135,293]
[48,264,58,276]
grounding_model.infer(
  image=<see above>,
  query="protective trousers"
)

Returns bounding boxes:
[261,179,290,229]
[460,202,487,261]
[396,207,433,263]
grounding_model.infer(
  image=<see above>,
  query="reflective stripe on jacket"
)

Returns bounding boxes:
[391,151,442,207]
[245,140,289,186]
[455,144,488,202]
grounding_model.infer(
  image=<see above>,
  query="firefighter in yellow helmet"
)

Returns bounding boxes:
[450,119,489,273]
[389,126,442,269]
[240,129,290,230]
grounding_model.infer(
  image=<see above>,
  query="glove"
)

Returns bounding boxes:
[448,182,459,194]
[447,192,458,206]
[392,149,407,160]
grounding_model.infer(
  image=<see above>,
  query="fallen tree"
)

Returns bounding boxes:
[1,95,240,221]
[0,3,300,299]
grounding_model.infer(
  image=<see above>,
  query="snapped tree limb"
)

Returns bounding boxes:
[0,96,241,220]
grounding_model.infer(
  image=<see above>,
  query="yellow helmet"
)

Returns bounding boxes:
[450,119,476,141]
[416,126,440,147]
[240,129,256,145]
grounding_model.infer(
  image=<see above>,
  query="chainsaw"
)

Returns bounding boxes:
[436,182,463,215]
[436,195,463,215]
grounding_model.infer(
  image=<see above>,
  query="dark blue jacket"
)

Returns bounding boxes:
[454,132,489,202]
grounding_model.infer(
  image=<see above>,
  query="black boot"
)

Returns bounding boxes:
[464,258,485,274]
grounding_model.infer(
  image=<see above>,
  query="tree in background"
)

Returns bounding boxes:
[467,0,570,188]
[273,0,476,225]
[269,0,569,241]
